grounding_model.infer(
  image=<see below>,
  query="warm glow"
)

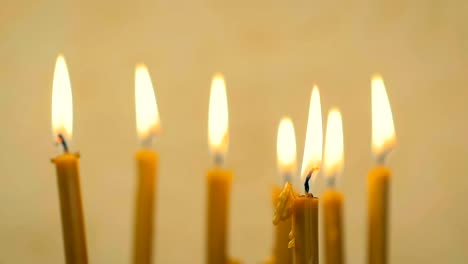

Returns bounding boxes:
[277,117,297,176]
[135,64,160,144]
[51,54,73,142]
[372,75,396,160]
[208,73,229,158]
[323,109,344,180]
[300,86,323,181]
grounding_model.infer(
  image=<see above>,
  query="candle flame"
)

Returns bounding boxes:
[135,64,160,145]
[323,109,344,181]
[208,74,229,161]
[277,117,297,178]
[300,86,323,181]
[51,54,73,143]
[371,75,396,161]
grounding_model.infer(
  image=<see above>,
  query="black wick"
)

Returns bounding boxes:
[304,171,312,194]
[57,134,69,153]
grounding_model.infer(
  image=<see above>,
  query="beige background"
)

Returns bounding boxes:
[1,0,468,263]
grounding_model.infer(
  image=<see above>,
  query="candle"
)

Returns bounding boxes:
[273,86,322,264]
[206,74,233,264]
[293,86,322,264]
[322,109,345,264]
[268,117,296,264]
[368,75,396,264]
[50,54,88,264]
[132,64,161,264]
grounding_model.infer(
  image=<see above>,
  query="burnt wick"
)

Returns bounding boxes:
[58,134,69,153]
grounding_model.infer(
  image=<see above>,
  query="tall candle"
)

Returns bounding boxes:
[206,74,233,264]
[368,75,396,264]
[132,65,161,264]
[274,87,323,264]
[322,109,345,264]
[268,117,296,264]
[291,195,319,264]
[51,54,88,264]
[293,86,322,264]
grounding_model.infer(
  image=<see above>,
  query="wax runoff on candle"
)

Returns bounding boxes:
[368,75,396,264]
[51,54,88,264]
[322,109,345,264]
[273,181,319,264]
[273,87,322,264]
[267,117,296,264]
[133,65,160,264]
[270,185,293,264]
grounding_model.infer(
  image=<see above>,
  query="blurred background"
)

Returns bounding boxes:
[1,0,468,263]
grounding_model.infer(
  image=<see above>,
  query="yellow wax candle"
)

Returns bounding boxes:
[294,86,323,264]
[206,168,232,264]
[52,153,88,264]
[51,54,88,264]
[133,64,161,264]
[133,150,158,264]
[273,184,318,264]
[367,166,390,264]
[323,190,344,264]
[368,75,396,264]
[273,87,323,264]
[291,195,319,264]
[267,117,297,264]
[322,109,345,264]
[207,74,236,264]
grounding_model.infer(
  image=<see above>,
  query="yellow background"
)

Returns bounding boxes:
[1,0,467,263]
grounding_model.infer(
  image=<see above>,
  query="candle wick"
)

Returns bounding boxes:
[57,134,69,153]
[326,176,336,188]
[213,152,224,167]
[141,132,156,149]
[376,150,388,165]
[376,146,393,165]
[304,171,312,194]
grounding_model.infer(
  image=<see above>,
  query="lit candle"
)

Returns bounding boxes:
[50,54,88,264]
[322,109,344,264]
[292,86,322,264]
[273,86,322,264]
[132,64,161,264]
[206,74,233,264]
[269,117,296,264]
[367,75,396,264]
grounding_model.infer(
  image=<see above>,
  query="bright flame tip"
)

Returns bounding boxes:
[300,86,323,181]
[51,54,73,143]
[277,117,297,177]
[371,74,396,161]
[323,108,344,180]
[135,65,160,144]
[208,73,229,160]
